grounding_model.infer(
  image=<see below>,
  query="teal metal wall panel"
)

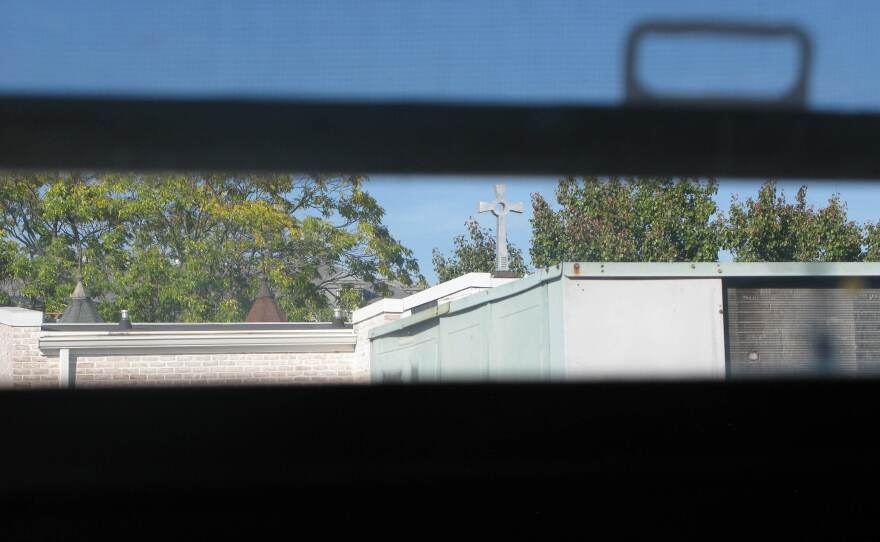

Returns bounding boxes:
[438,307,489,381]
[487,285,548,380]
[371,266,562,383]
[371,323,439,383]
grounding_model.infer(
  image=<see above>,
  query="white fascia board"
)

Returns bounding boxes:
[353,273,519,324]
[351,298,405,324]
[39,328,356,356]
[400,273,497,311]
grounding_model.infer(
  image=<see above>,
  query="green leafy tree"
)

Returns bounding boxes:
[1,172,423,321]
[0,286,11,307]
[0,172,125,312]
[432,217,528,283]
[530,177,722,267]
[108,173,424,321]
[722,181,863,262]
[864,223,880,262]
[337,286,365,313]
[0,237,18,306]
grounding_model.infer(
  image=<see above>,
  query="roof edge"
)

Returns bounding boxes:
[369,266,564,339]
[369,261,880,340]
[562,261,880,278]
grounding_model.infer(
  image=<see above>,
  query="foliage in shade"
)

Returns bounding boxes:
[0,172,424,321]
[864,224,880,262]
[530,177,722,267]
[722,181,864,262]
[432,217,528,283]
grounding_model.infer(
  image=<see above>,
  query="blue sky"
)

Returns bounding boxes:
[1,1,879,282]
[368,178,880,283]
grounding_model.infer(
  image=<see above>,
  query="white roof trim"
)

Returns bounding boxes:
[352,273,517,324]
[0,307,43,327]
[400,273,504,310]
[561,261,880,278]
[351,298,405,324]
[39,328,356,356]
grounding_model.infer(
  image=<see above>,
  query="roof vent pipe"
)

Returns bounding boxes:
[118,309,132,330]
[332,307,346,328]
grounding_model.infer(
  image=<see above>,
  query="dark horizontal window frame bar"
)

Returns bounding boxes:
[4,380,880,495]
[2,96,880,179]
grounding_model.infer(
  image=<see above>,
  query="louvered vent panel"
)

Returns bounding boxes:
[726,286,880,377]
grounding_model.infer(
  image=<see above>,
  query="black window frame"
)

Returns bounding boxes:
[2,96,880,179]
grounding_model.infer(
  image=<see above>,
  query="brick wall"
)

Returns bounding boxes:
[70,352,356,387]
[0,322,8,386]
[1,309,359,388]
[5,325,60,389]
[7,348,356,389]
[0,273,511,389]
[1,321,359,387]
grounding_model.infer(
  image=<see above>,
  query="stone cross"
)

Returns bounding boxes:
[479,184,523,272]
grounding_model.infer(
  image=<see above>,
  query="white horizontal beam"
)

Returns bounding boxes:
[40,329,356,356]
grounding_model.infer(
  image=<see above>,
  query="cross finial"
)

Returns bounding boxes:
[478,184,523,272]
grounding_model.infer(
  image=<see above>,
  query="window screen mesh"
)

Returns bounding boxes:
[0,0,876,111]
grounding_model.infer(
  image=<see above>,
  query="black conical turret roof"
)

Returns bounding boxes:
[58,279,103,323]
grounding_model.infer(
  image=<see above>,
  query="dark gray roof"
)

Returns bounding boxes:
[58,281,104,323]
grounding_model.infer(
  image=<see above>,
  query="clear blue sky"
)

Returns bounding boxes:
[1,1,879,283]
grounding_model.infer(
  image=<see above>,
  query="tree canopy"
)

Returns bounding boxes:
[722,181,863,262]
[0,172,424,321]
[432,217,528,282]
[530,177,722,267]
[4,173,877,322]
[530,177,868,267]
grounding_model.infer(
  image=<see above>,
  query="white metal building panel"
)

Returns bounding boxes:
[563,279,725,379]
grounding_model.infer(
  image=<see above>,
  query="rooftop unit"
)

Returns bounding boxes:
[369,262,880,382]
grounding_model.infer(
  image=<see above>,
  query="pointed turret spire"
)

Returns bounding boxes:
[70,279,86,299]
[245,276,287,322]
[256,278,272,299]
[58,277,103,323]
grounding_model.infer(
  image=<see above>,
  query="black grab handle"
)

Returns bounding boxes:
[625,21,813,109]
